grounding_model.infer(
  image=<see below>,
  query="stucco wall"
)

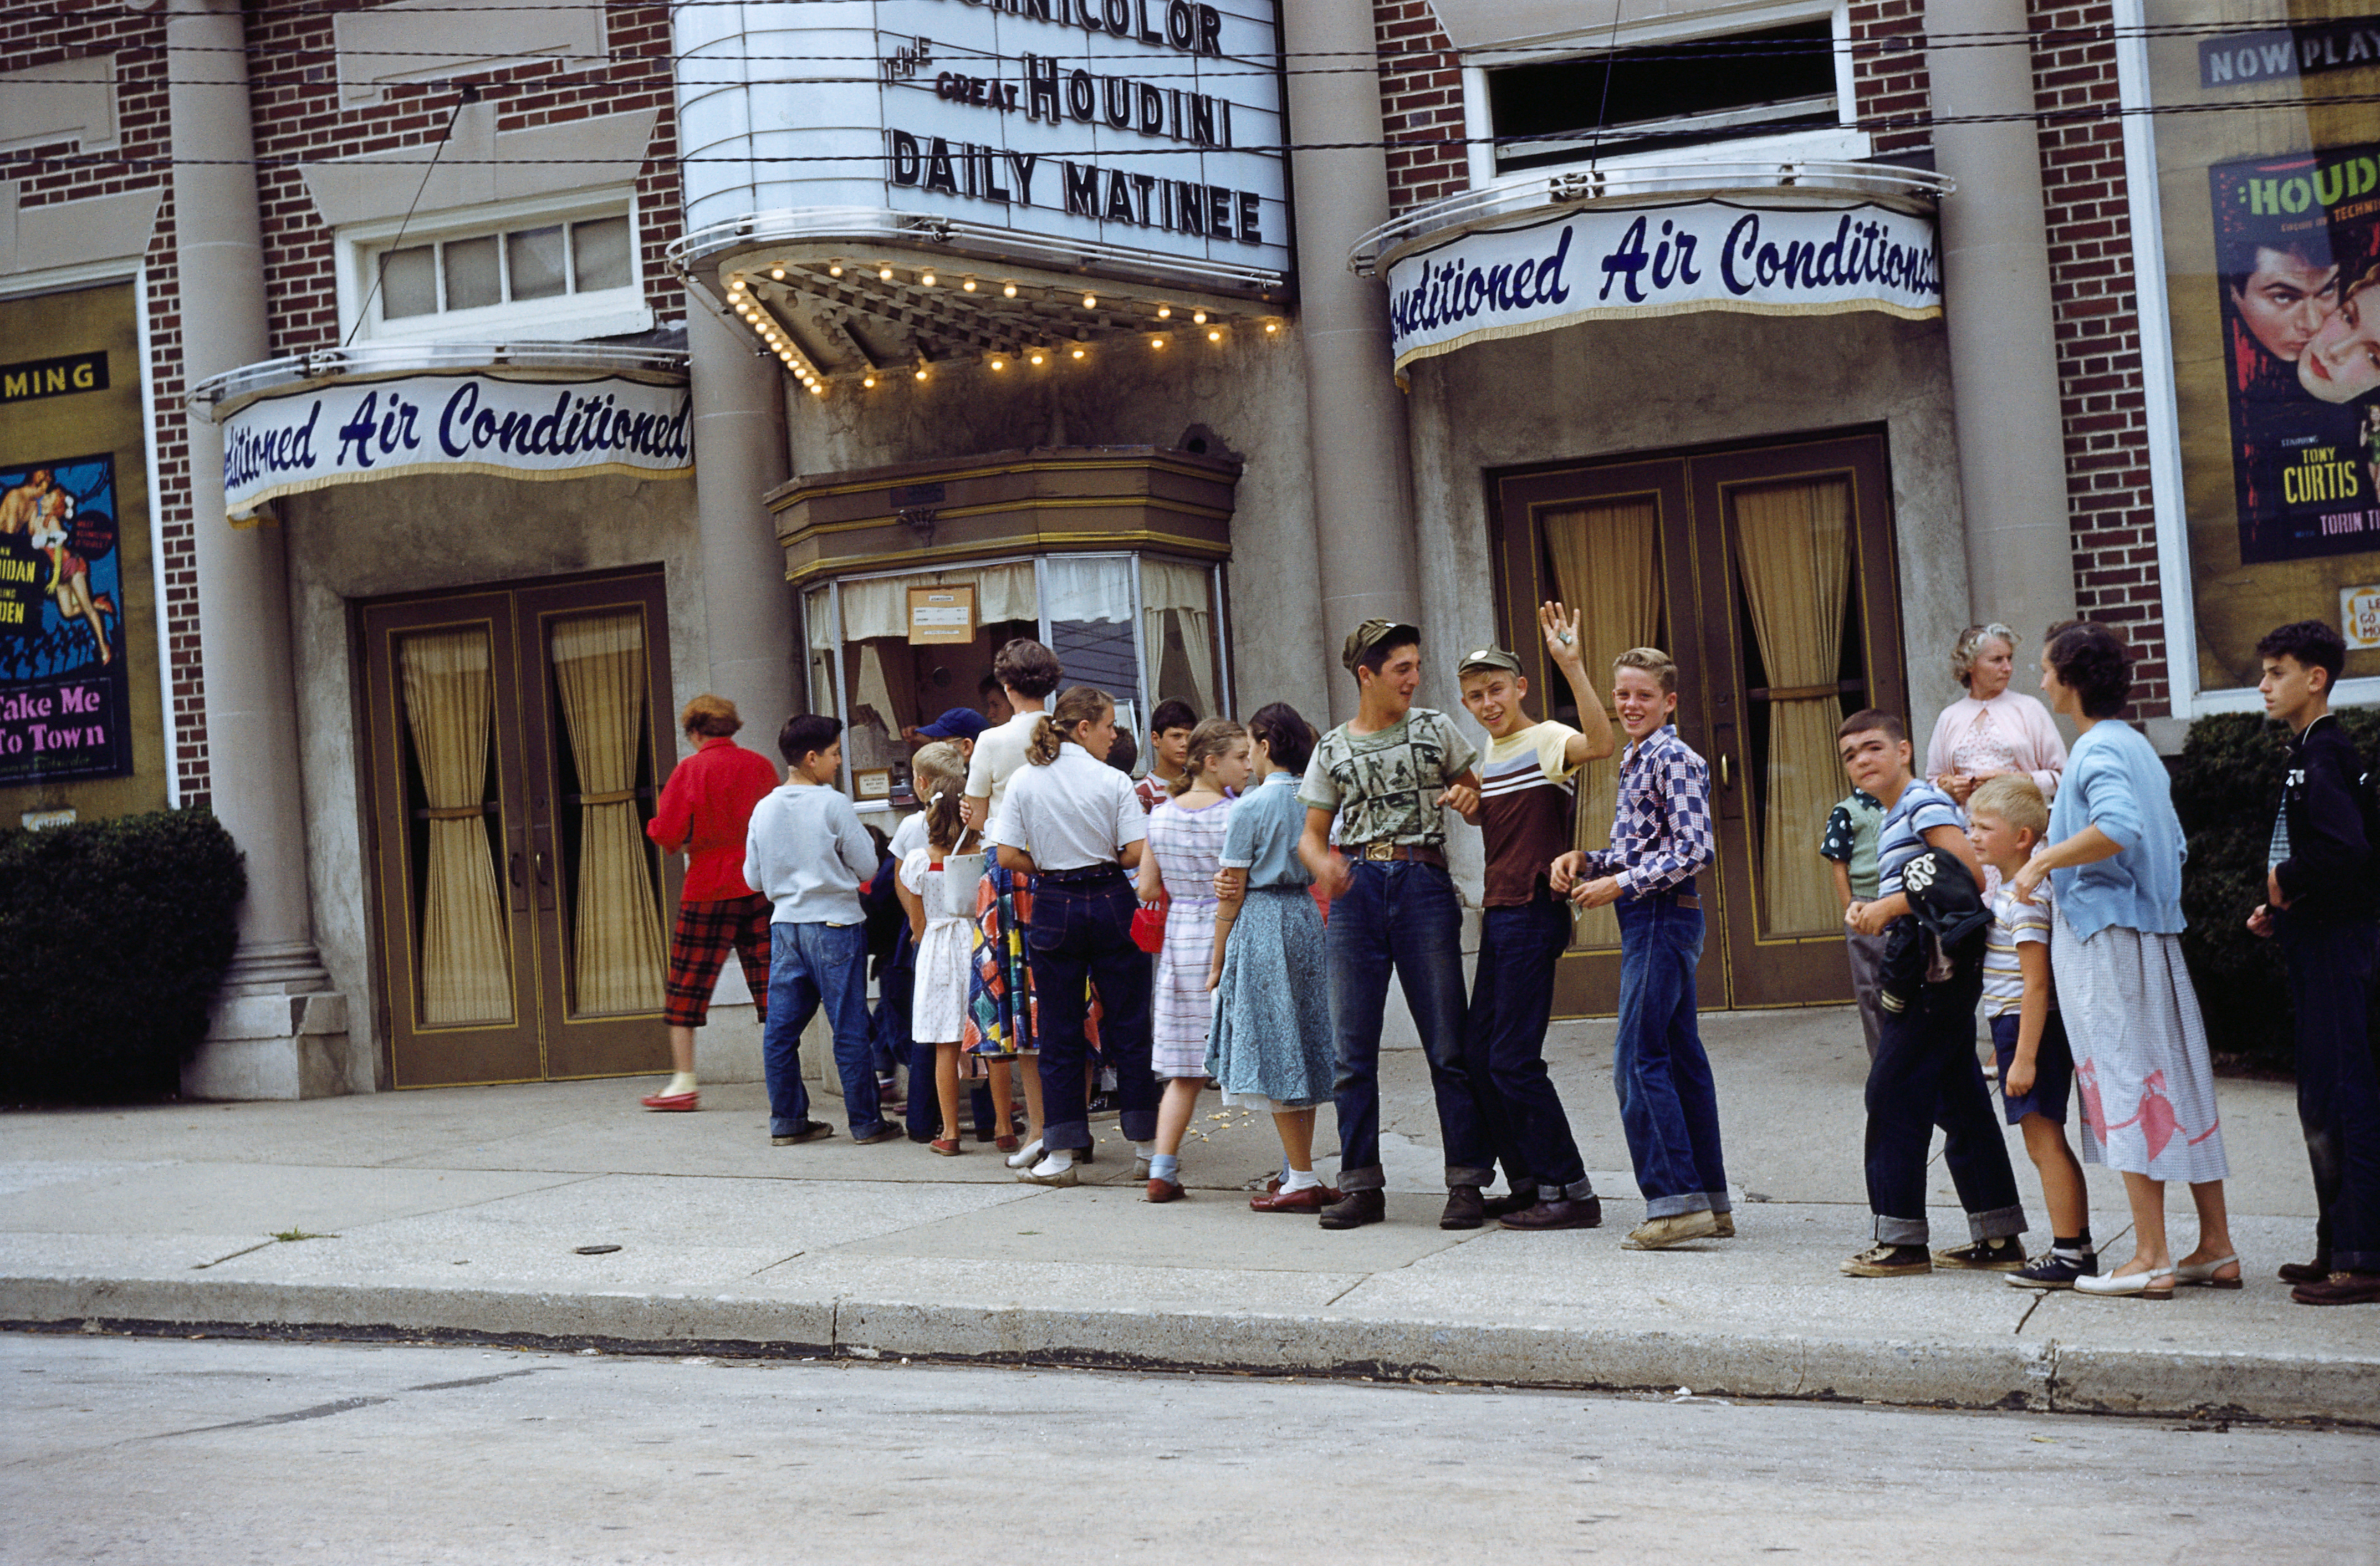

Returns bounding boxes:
[282,468,721,1090]
[1402,308,1973,902]
[780,327,1332,732]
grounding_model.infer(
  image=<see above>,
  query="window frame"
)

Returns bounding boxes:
[1460,1,1867,191]
[336,187,652,344]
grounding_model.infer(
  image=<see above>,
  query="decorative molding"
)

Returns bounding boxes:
[0,54,117,154]
[333,0,607,103]
[300,104,658,228]
[0,183,163,277]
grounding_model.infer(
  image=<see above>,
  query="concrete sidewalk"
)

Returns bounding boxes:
[3,1008,2370,1424]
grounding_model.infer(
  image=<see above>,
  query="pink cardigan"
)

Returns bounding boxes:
[1923,690,2067,799]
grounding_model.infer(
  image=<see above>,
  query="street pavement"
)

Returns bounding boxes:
[1,1007,2371,1423]
[9,1335,2375,1565]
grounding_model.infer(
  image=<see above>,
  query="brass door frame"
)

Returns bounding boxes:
[358,567,678,1088]
[1489,429,1906,1016]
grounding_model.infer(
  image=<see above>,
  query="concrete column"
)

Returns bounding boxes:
[1284,2,1420,724]
[687,303,797,732]
[1926,0,2078,646]
[171,0,349,1098]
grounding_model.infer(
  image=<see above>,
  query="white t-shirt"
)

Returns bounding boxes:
[963,709,1044,848]
[1003,742,1148,871]
[888,810,927,864]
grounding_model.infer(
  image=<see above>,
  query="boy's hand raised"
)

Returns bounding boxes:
[1539,601,1585,668]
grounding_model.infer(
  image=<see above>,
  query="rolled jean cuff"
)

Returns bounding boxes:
[1644,1192,1712,1220]
[769,1117,808,1137]
[1967,1204,2027,1242]
[1873,1213,1929,1246]
[1554,1177,1597,1202]
[1704,1190,1732,1215]
[2333,1248,2379,1272]
[1119,1109,1158,1145]
[1041,1118,1091,1152]
[1336,1162,1386,1192]
[1445,1162,1497,1190]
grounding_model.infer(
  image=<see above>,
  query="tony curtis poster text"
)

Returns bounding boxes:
[2213,141,2380,564]
[0,280,162,808]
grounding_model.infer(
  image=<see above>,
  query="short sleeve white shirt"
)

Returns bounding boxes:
[963,710,1044,848]
[1003,743,1148,871]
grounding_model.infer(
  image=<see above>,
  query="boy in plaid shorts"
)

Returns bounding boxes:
[642,695,782,1111]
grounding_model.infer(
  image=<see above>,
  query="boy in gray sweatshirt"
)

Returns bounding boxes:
[744,713,893,1146]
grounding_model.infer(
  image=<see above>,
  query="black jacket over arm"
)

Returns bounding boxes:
[2275,713,2380,926]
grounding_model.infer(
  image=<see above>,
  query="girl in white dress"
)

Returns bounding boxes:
[895,782,1012,1155]
[1135,719,1250,1201]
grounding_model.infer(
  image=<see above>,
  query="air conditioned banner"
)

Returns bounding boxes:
[217,374,694,519]
[1383,201,1944,378]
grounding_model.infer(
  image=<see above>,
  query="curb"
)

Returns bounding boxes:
[7,1275,2374,1425]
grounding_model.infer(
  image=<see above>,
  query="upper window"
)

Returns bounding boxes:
[1480,12,1863,179]
[343,194,649,343]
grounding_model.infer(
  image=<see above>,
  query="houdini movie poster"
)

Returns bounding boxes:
[2213,140,2380,564]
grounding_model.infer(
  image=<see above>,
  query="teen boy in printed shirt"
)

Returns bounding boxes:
[1441,603,1615,1232]
[2249,620,2380,1306]
[1299,619,1492,1231]
[1550,648,1730,1251]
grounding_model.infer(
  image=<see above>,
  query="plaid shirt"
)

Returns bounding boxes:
[1583,724,1714,897]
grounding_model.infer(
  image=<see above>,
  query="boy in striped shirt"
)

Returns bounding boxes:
[1969,774,2095,1288]
[1442,602,1616,1231]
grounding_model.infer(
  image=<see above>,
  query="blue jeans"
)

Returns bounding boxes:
[1463,894,1592,1198]
[1863,955,2024,1246]
[1612,888,1729,1219]
[1329,859,1490,1192]
[763,921,882,1139]
[1028,869,1158,1152]
[2281,914,2380,1272]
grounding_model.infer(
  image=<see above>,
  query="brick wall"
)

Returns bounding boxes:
[3,6,687,808]
[1371,1,1465,216]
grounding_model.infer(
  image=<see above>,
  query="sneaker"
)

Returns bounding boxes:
[1710,1211,1735,1238]
[1622,1211,1720,1250]
[851,1124,903,1146]
[1841,1243,1933,1277]
[2006,1249,2098,1289]
[770,1120,834,1146]
[1934,1236,2028,1272]
[1317,1188,1386,1230]
[1086,1090,1119,1119]
[1439,1186,1485,1230]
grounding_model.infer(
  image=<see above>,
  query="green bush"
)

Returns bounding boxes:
[0,809,246,1102]
[2172,706,2380,1069]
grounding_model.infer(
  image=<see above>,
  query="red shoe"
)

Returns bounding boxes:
[929,1136,964,1157]
[639,1090,699,1112]
[1144,1177,1186,1203]
[1249,1182,1340,1213]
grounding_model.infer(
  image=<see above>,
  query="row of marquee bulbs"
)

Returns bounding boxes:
[722,268,1277,395]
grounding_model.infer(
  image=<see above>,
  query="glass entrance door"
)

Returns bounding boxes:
[362,570,677,1087]
[1493,433,1906,1015]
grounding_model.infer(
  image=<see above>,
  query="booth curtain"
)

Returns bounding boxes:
[549,609,666,1016]
[836,563,1038,641]
[399,628,513,1026]
[1140,559,1215,718]
[1543,499,1660,950]
[1733,478,1852,937]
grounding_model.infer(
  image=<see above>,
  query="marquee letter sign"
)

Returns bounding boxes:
[1382,201,1944,378]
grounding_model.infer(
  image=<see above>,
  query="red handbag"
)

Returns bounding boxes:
[1131,892,1168,953]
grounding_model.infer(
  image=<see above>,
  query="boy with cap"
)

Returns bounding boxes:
[1550,647,1730,1250]
[1441,604,1615,1230]
[1299,618,1492,1230]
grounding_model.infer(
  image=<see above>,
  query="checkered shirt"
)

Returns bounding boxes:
[1581,724,1714,897]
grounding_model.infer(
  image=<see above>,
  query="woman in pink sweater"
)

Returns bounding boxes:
[1925,623,2068,806]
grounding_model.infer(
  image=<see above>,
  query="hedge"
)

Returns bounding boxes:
[2172,706,2380,1069]
[0,809,246,1102]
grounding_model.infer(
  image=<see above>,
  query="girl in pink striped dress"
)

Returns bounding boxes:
[1133,718,1250,1201]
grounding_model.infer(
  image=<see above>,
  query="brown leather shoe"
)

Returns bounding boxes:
[1480,1186,1541,1220]
[1143,1177,1186,1203]
[2278,1258,2331,1285]
[1498,1196,1603,1231]
[2291,1271,2380,1305]
[1318,1188,1386,1230]
[1439,1186,1486,1230]
[1249,1182,1340,1213]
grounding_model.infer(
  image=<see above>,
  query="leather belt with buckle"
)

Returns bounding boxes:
[1350,841,1446,868]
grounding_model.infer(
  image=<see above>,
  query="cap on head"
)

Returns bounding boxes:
[1457,646,1522,679]
[916,707,989,742]
[1341,618,1421,673]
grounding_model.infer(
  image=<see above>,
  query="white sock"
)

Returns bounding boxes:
[1281,1168,1321,1193]
[1030,1150,1074,1177]
[1132,1140,1155,1161]
[664,1072,697,1096]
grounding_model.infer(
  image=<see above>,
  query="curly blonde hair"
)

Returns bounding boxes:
[1951,624,2019,690]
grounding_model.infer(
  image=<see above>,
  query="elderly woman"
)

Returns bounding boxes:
[2010,623,2237,1299]
[1926,623,2067,807]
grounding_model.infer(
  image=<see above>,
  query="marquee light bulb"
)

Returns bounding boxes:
[1150,335,1165,349]
[915,365,928,381]
[921,270,937,287]
[1029,350,1045,365]
[1081,292,1096,309]
[1192,309,1207,324]
[1003,281,1018,298]
[1156,304,1171,319]
[728,275,745,291]
[1207,329,1222,343]
[1071,346,1086,359]
[962,277,977,292]
[810,382,826,396]
[829,261,844,277]
[863,374,877,387]
[879,264,895,281]
[1264,320,1278,333]
[770,266,785,279]
[990,356,1007,371]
